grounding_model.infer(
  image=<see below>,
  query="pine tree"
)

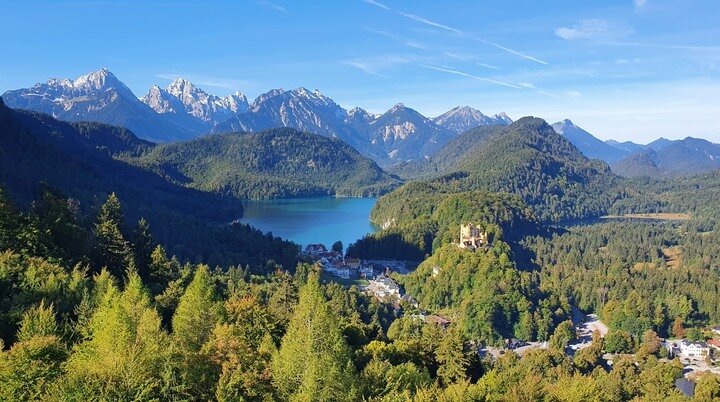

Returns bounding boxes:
[273,272,358,401]
[171,265,222,400]
[17,300,59,342]
[0,187,18,251]
[93,193,133,278]
[172,265,220,352]
[62,270,169,399]
[436,325,469,385]
[132,218,155,282]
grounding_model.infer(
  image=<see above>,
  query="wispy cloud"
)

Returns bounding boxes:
[259,0,288,13]
[341,55,412,76]
[555,19,634,41]
[421,65,522,89]
[634,0,647,9]
[471,37,549,65]
[443,52,500,69]
[364,28,428,50]
[156,73,258,90]
[603,41,720,52]
[517,82,556,97]
[362,0,548,65]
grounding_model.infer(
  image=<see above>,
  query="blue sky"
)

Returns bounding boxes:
[1,0,718,142]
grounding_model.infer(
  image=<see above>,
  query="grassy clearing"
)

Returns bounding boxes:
[600,213,691,221]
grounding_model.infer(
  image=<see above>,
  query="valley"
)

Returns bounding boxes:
[2,69,720,401]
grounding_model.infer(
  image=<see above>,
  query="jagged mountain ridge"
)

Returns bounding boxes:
[433,106,512,134]
[141,78,249,130]
[1,69,197,142]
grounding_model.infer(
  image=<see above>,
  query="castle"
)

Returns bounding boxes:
[459,223,488,250]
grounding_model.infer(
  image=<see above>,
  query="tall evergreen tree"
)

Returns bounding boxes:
[60,271,169,399]
[171,265,222,400]
[93,193,133,278]
[435,324,469,385]
[273,272,358,401]
[132,218,155,282]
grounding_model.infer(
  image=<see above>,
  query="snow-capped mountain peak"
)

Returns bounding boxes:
[432,106,511,134]
[73,68,123,91]
[140,77,249,124]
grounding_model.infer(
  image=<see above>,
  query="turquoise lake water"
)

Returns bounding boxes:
[239,197,380,248]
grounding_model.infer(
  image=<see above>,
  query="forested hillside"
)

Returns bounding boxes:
[381,117,623,224]
[131,128,401,199]
[0,98,298,267]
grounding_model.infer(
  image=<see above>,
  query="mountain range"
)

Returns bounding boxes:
[612,137,720,178]
[2,69,512,166]
[4,68,719,178]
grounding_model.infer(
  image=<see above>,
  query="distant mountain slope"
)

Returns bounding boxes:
[433,106,511,134]
[362,103,456,162]
[2,69,197,142]
[211,91,460,165]
[612,137,720,178]
[374,117,620,224]
[606,139,643,153]
[132,128,402,199]
[0,97,298,267]
[551,119,629,164]
[389,124,503,180]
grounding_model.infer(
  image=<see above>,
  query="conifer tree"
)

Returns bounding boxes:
[171,265,222,400]
[132,218,155,282]
[273,272,357,401]
[62,270,169,399]
[436,324,469,385]
[93,193,133,278]
[172,264,220,352]
[17,300,59,342]
[0,187,18,251]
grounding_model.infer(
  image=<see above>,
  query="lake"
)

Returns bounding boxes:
[239,197,380,249]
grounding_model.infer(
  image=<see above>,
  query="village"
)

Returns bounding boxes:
[305,223,720,397]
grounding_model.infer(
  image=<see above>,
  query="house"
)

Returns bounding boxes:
[675,378,696,398]
[426,315,451,329]
[707,339,720,350]
[506,338,527,350]
[712,326,720,336]
[336,267,352,279]
[345,258,361,268]
[367,274,401,301]
[304,243,328,255]
[679,340,709,357]
[400,294,419,308]
[458,223,488,250]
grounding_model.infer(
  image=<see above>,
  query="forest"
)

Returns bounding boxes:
[2,183,720,401]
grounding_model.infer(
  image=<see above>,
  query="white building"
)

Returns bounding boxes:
[367,274,401,301]
[679,340,709,357]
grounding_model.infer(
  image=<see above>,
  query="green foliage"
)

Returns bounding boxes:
[350,189,536,261]
[549,320,576,351]
[383,118,622,223]
[273,273,358,401]
[0,335,67,401]
[133,128,401,199]
[16,300,59,342]
[605,330,635,354]
[435,325,470,385]
[61,270,171,399]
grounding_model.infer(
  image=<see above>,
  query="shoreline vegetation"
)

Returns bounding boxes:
[600,213,692,221]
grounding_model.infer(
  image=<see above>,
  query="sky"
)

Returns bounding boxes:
[1,0,719,143]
